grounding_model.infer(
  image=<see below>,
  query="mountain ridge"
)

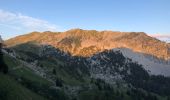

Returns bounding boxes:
[5,29,170,60]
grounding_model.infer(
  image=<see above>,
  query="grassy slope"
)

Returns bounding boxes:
[4,54,52,86]
[0,74,47,100]
[3,53,69,100]
[0,54,51,100]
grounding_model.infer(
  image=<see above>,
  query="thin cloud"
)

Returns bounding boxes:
[0,9,60,32]
[150,34,170,38]
[149,34,170,43]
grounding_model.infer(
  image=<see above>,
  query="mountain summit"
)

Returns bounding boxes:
[5,29,170,59]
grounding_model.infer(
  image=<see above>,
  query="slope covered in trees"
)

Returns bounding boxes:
[1,42,170,100]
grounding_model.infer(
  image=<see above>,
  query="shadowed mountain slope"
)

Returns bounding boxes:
[3,42,170,100]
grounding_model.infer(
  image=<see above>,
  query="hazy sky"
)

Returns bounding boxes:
[0,0,170,40]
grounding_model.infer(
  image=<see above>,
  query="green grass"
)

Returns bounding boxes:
[0,73,47,100]
[3,54,20,69]
[4,54,52,86]
[3,54,52,99]
[78,90,117,100]
[3,54,70,100]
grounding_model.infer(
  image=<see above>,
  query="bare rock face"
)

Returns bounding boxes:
[5,29,170,60]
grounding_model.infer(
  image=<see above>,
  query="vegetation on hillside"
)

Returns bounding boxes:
[1,42,170,100]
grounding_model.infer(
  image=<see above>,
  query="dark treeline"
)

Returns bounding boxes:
[0,42,8,74]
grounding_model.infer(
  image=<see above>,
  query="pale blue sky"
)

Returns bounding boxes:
[0,0,170,40]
